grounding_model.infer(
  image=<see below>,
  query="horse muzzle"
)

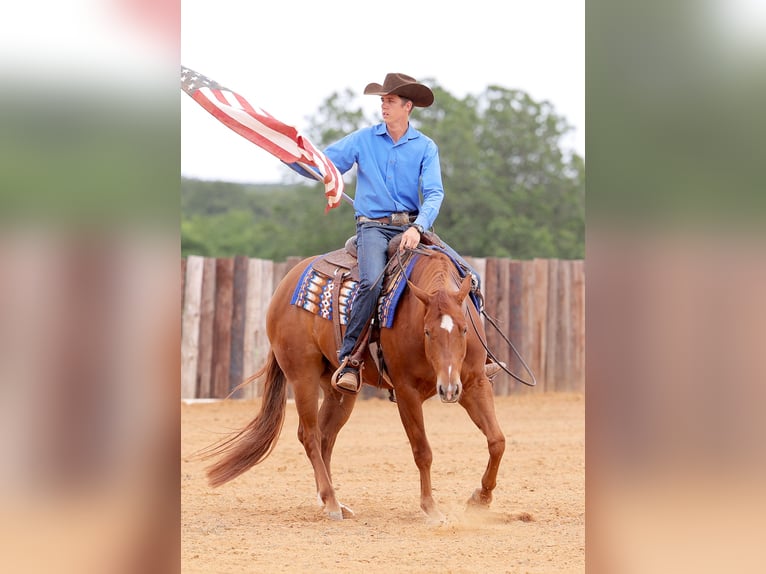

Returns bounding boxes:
[437,377,462,403]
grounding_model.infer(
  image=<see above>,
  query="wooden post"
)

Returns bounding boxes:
[514,260,538,393]
[485,258,511,395]
[211,258,234,398]
[484,257,500,389]
[242,258,259,400]
[572,260,585,392]
[533,258,550,391]
[181,256,203,399]
[555,260,574,392]
[228,255,249,397]
[244,258,274,398]
[545,259,560,392]
[196,258,216,399]
[181,258,187,310]
[507,260,523,394]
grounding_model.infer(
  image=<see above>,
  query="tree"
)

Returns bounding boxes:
[416,84,584,259]
[305,88,373,148]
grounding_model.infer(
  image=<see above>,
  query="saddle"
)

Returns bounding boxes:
[310,236,363,282]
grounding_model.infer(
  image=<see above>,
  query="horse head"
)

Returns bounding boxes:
[408,273,473,403]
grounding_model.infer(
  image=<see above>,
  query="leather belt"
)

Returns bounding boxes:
[357,212,417,226]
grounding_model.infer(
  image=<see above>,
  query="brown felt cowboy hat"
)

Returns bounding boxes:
[363,73,434,108]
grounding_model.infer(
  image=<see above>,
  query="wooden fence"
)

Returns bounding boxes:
[181,256,584,399]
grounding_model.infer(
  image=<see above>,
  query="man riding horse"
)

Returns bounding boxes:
[301,72,501,393]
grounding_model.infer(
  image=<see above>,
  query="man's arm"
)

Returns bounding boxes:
[414,140,444,230]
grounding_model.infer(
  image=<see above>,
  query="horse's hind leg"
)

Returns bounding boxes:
[318,375,357,483]
[316,374,357,517]
[276,342,346,521]
[459,380,506,508]
[291,381,348,520]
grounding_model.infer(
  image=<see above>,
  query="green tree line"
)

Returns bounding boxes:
[182,83,584,260]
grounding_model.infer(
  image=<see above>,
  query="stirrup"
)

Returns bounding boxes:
[331,357,363,394]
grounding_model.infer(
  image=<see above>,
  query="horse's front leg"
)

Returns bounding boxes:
[394,386,444,523]
[459,379,506,509]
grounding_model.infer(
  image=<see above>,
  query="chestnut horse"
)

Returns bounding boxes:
[202,247,506,522]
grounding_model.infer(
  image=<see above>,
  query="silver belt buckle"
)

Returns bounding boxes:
[391,212,409,226]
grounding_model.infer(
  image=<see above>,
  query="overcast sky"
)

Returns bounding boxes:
[181,0,584,184]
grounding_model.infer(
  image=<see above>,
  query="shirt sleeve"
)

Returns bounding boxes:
[414,140,444,231]
[323,132,359,175]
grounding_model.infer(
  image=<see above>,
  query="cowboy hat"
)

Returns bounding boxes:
[363,73,434,108]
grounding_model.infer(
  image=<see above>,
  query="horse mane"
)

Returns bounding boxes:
[411,250,465,309]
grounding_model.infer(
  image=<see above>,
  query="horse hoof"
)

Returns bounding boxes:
[327,510,344,521]
[467,488,492,508]
[423,510,447,526]
[340,503,355,518]
[426,516,447,527]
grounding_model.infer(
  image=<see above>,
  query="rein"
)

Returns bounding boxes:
[398,247,537,387]
[395,245,433,291]
[470,307,537,387]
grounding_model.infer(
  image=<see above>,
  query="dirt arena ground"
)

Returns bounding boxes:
[182,392,584,574]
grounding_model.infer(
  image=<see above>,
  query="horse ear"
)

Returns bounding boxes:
[456,275,472,305]
[408,280,431,305]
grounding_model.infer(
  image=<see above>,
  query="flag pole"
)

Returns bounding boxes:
[295,161,355,207]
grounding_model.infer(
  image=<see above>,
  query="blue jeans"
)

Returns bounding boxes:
[338,222,481,361]
[339,222,401,360]
[438,242,481,292]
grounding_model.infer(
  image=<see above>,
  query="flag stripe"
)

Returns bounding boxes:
[190,92,301,162]
[198,88,308,160]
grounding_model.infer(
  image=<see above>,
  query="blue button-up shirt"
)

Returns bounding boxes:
[324,122,444,231]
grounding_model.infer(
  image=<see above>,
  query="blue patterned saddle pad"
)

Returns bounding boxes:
[290,256,416,328]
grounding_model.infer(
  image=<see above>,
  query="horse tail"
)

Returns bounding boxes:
[203,349,287,488]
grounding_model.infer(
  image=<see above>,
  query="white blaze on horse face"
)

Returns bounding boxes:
[440,314,454,333]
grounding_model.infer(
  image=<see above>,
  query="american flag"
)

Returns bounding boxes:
[181,66,345,210]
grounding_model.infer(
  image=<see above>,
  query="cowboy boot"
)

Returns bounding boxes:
[331,357,362,394]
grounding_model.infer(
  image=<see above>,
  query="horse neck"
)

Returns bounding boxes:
[410,253,461,300]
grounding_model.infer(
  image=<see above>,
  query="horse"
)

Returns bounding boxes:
[200,242,506,522]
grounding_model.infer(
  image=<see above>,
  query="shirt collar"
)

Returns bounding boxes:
[374,122,420,142]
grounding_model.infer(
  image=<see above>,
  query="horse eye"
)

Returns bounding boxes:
[462,326,468,336]
[424,329,431,338]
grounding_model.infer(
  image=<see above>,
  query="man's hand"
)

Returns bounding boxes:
[399,226,421,251]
